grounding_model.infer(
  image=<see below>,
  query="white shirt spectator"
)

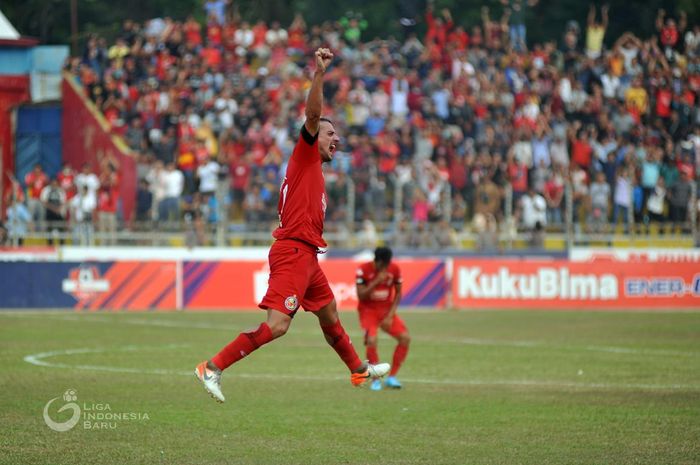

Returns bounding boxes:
[235,28,254,50]
[601,73,620,99]
[70,192,97,222]
[614,174,631,207]
[75,172,100,202]
[147,166,168,204]
[197,160,220,194]
[164,168,184,198]
[266,27,288,47]
[390,78,409,116]
[452,57,475,80]
[512,140,533,168]
[521,193,547,229]
[558,77,572,104]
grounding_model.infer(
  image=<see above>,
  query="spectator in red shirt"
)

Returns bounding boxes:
[206,14,223,46]
[24,164,49,230]
[656,9,687,51]
[57,163,76,201]
[507,154,529,205]
[183,15,202,47]
[97,185,119,245]
[425,5,453,50]
[570,126,593,169]
[229,153,252,218]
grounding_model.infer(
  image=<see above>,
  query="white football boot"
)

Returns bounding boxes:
[351,362,391,386]
[194,361,225,403]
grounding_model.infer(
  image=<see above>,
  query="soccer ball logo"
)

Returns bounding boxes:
[63,389,78,402]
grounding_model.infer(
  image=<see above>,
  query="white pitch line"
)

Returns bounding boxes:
[9,312,699,358]
[22,345,700,392]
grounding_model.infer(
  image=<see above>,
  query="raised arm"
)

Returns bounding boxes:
[601,4,609,29]
[655,9,665,32]
[304,47,333,137]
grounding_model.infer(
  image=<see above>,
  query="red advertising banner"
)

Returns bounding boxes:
[71,261,177,311]
[61,75,136,222]
[184,259,446,311]
[452,259,700,310]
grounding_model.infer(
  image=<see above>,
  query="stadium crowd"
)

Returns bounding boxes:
[4,1,700,247]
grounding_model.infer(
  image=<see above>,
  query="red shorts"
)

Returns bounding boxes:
[258,239,334,316]
[358,307,408,340]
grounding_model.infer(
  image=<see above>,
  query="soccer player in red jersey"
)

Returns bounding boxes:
[356,247,411,390]
[195,48,389,403]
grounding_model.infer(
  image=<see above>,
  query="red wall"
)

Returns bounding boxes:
[0,75,30,212]
[61,76,136,222]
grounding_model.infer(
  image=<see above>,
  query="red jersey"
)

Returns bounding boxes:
[356,262,402,312]
[25,171,49,199]
[272,126,327,250]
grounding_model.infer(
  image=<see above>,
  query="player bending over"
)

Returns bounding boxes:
[195,48,390,403]
[356,247,411,390]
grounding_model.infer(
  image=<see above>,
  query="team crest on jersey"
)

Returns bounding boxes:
[284,295,299,311]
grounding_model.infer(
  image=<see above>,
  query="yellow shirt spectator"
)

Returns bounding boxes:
[625,86,648,114]
[586,25,605,58]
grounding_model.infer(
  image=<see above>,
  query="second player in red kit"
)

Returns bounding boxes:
[356,247,411,390]
[195,48,390,403]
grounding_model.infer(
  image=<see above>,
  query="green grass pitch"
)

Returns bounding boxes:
[1,309,699,465]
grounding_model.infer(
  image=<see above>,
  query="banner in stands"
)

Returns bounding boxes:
[184,259,447,310]
[452,259,700,309]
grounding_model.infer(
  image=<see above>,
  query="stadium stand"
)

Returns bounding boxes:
[4,4,700,249]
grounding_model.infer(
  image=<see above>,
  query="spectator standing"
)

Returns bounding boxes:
[40,179,67,244]
[646,177,667,234]
[204,0,229,25]
[543,165,565,225]
[6,197,32,246]
[500,0,539,51]
[57,163,76,200]
[571,163,589,225]
[70,185,97,246]
[197,156,220,198]
[135,179,153,225]
[96,185,118,245]
[160,162,184,224]
[641,150,661,210]
[507,154,528,206]
[589,171,611,232]
[585,4,608,59]
[24,164,49,230]
[520,187,547,230]
[74,163,100,206]
[668,169,693,233]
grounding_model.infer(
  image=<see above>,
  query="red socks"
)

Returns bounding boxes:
[321,320,363,372]
[211,323,274,371]
[390,344,409,376]
[211,319,365,374]
[366,345,379,365]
